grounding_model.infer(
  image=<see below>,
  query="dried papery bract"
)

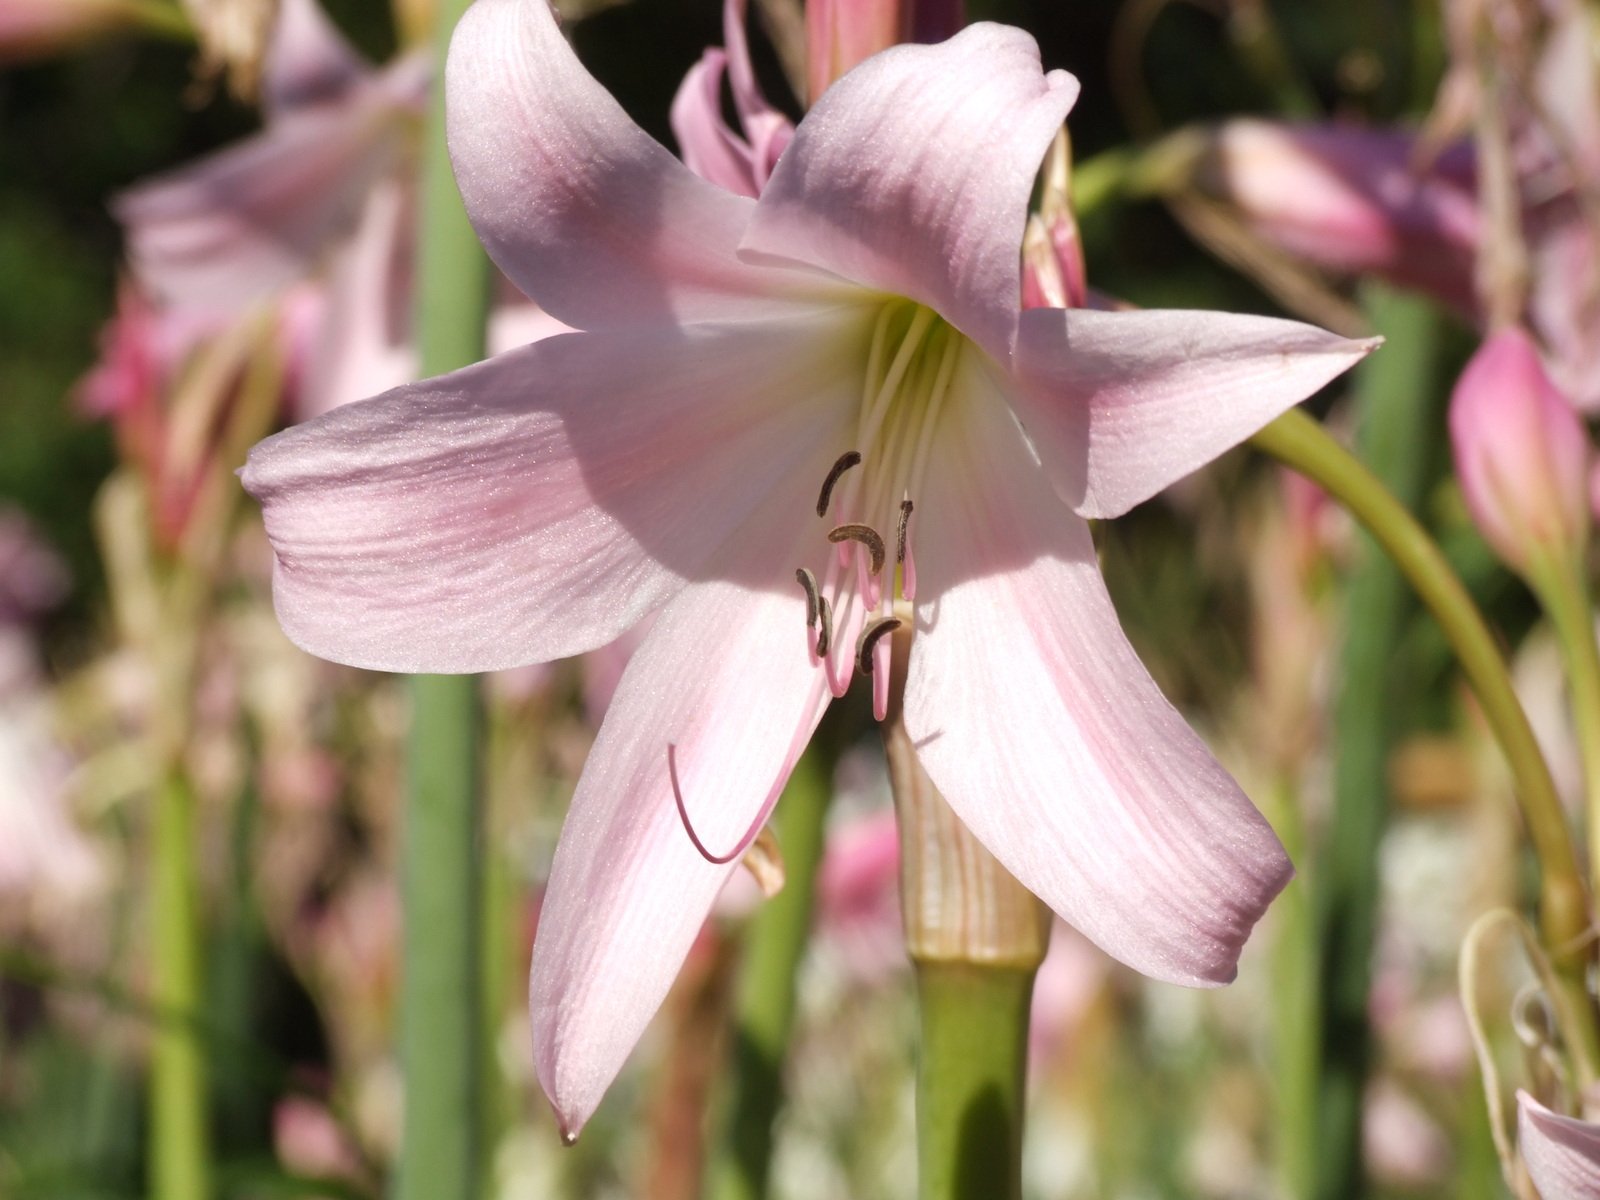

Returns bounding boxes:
[180,0,279,99]
[881,609,1048,968]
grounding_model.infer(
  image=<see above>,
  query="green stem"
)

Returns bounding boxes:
[708,749,833,1200]
[150,769,208,1200]
[1315,287,1438,1200]
[914,965,1034,1200]
[1250,407,1600,1083]
[399,676,485,1200]
[396,0,491,1191]
[1262,777,1316,1200]
[1529,556,1600,888]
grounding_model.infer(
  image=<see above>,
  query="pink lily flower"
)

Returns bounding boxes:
[242,0,1375,1135]
[1519,1091,1600,1198]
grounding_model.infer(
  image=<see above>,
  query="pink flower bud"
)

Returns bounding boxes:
[1196,120,1481,307]
[805,0,964,101]
[1449,327,1592,574]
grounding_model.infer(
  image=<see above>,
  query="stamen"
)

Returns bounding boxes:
[856,615,902,675]
[828,523,887,575]
[815,450,861,518]
[896,500,914,564]
[815,594,833,658]
[795,567,820,627]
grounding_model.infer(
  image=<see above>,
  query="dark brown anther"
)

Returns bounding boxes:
[896,500,914,563]
[815,595,833,658]
[828,523,887,575]
[816,450,862,518]
[795,567,820,627]
[856,615,902,674]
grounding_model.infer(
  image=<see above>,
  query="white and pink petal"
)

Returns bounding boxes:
[446,0,839,332]
[242,311,863,673]
[902,355,1292,986]
[742,23,1078,363]
[1011,307,1377,520]
[1519,1091,1600,1199]
[531,560,831,1137]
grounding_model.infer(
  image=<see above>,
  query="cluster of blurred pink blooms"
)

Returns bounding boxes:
[7,0,1600,1189]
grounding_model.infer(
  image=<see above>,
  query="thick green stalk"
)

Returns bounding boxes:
[1250,411,1600,1084]
[914,965,1035,1200]
[399,675,484,1200]
[709,749,833,1200]
[396,0,491,1194]
[150,769,208,1200]
[1311,288,1438,1200]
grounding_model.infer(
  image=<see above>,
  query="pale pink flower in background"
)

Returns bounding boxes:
[0,516,103,923]
[813,804,903,982]
[0,685,104,916]
[273,1096,365,1185]
[243,0,1375,1134]
[1363,1081,1451,1190]
[0,508,70,627]
[76,280,320,547]
[113,0,429,313]
[1449,326,1592,576]
[1196,120,1481,306]
[1519,1091,1600,1198]
[1027,924,1107,1069]
[107,0,569,423]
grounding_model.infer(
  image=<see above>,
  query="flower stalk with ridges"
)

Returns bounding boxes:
[394,0,491,1194]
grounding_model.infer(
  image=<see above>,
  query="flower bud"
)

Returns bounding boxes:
[1450,327,1592,576]
[805,0,964,102]
[1193,120,1480,307]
